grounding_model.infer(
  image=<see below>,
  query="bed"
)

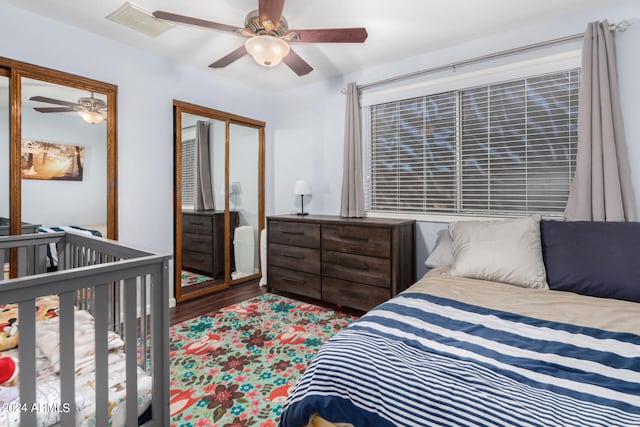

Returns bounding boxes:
[0,231,170,426]
[37,225,105,270]
[279,217,640,427]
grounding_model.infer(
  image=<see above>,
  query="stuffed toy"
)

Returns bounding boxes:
[0,355,18,387]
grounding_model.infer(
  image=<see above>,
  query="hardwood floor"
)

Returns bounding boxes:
[170,280,267,325]
[170,280,365,325]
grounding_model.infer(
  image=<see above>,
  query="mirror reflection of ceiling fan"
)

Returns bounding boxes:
[29,93,107,124]
[153,0,368,76]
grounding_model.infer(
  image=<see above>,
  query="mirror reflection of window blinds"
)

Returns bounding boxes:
[182,138,196,207]
[366,68,580,217]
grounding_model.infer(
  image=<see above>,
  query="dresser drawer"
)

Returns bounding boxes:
[269,266,321,299]
[183,214,213,234]
[182,232,212,254]
[268,221,320,249]
[322,224,390,258]
[268,243,320,275]
[266,215,415,311]
[322,278,389,312]
[182,250,213,274]
[322,250,390,288]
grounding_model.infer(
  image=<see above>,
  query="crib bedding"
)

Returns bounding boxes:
[280,270,640,427]
[0,349,153,427]
[37,225,103,238]
[0,307,152,426]
[0,295,60,352]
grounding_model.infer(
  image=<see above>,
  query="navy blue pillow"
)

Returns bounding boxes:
[540,220,640,303]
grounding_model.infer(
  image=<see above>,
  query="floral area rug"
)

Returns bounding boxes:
[170,294,358,427]
[181,270,213,287]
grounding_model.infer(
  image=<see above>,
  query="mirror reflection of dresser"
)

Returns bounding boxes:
[181,210,239,280]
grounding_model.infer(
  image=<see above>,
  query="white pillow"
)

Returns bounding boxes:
[425,229,454,268]
[448,216,548,289]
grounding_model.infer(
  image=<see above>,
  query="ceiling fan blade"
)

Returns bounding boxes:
[259,0,285,28]
[286,28,368,43]
[209,45,248,68]
[153,11,242,33]
[29,96,77,107]
[282,49,313,76]
[34,107,79,113]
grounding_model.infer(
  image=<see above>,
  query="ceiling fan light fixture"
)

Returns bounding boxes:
[244,35,290,67]
[80,110,106,125]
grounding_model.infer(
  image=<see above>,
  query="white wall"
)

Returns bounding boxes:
[269,0,640,278]
[0,1,272,256]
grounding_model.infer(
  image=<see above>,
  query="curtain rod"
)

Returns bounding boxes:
[344,20,630,93]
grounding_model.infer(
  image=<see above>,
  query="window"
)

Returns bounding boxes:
[365,68,580,218]
[182,138,196,207]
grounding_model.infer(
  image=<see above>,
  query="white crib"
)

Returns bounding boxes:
[0,231,170,426]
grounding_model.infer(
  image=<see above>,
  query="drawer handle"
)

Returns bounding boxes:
[282,276,306,284]
[282,252,305,260]
[282,231,305,236]
[339,260,370,270]
[339,234,369,242]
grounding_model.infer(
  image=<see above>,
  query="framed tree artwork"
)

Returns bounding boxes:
[21,140,84,181]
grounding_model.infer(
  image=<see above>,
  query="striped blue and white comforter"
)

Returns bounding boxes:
[280,291,640,427]
[38,226,103,269]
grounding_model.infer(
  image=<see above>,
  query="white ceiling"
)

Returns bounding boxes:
[0,0,622,91]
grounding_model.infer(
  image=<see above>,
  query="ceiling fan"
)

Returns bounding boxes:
[29,93,107,124]
[153,0,368,76]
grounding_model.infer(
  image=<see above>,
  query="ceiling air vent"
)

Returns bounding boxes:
[106,1,173,38]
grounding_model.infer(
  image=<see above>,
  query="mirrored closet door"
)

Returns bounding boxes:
[174,101,265,302]
[0,57,117,278]
[228,123,261,281]
[21,79,109,236]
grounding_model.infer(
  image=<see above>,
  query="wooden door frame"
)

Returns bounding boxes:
[173,100,265,303]
[1,57,118,277]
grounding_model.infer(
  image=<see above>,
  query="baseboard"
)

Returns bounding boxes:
[131,298,176,319]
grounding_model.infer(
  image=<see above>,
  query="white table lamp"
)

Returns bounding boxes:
[294,180,311,216]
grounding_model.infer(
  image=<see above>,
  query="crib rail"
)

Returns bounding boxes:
[0,232,171,427]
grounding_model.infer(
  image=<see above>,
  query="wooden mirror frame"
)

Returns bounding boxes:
[1,57,118,275]
[173,100,265,303]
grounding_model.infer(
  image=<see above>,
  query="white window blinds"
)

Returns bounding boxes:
[182,138,196,207]
[366,68,580,217]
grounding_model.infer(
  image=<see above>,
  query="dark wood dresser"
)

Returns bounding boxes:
[267,215,415,311]
[182,210,238,279]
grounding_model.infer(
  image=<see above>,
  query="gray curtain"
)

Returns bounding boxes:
[340,82,365,217]
[194,120,215,211]
[564,20,637,221]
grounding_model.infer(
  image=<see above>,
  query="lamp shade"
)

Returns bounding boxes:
[230,181,243,195]
[294,180,311,195]
[79,110,106,125]
[245,35,290,67]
